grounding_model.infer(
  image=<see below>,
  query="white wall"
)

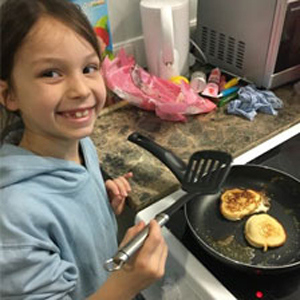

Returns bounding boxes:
[107,0,198,66]
[0,0,197,67]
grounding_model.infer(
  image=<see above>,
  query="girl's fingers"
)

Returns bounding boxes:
[119,220,168,282]
[134,220,167,278]
[105,173,133,214]
[141,220,165,256]
[106,178,129,197]
[123,172,133,179]
[110,196,122,214]
[105,180,120,196]
[118,172,133,193]
[148,221,168,277]
[119,221,145,247]
[113,198,126,215]
[115,177,131,197]
[158,236,168,275]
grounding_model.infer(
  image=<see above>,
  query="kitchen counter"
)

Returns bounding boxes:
[91,83,300,211]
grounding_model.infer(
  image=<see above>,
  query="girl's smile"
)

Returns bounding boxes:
[57,105,96,125]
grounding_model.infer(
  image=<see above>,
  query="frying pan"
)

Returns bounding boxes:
[128,132,300,274]
[185,165,300,274]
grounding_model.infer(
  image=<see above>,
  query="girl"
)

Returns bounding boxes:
[0,0,168,299]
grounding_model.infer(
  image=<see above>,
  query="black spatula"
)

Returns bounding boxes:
[104,150,232,272]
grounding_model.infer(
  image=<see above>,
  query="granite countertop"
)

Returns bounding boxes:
[91,83,300,212]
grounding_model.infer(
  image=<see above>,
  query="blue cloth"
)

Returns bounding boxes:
[227,85,283,121]
[0,137,118,299]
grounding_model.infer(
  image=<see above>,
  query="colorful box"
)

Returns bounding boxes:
[70,0,113,58]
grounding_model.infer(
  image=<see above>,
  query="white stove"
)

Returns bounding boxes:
[136,123,300,300]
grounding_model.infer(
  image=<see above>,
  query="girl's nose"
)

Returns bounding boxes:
[66,74,91,100]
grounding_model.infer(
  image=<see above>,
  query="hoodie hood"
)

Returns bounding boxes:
[0,142,88,190]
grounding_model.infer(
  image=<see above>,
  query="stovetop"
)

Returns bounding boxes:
[137,125,300,300]
[166,132,300,300]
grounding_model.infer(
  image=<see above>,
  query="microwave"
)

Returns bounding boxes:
[194,0,300,89]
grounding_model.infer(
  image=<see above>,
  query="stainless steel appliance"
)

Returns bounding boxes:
[194,0,300,89]
[137,123,300,299]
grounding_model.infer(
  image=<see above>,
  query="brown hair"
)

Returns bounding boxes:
[0,0,101,143]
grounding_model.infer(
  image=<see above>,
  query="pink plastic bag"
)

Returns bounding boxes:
[101,49,216,121]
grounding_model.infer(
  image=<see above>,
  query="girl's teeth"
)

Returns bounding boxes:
[63,109,89,118]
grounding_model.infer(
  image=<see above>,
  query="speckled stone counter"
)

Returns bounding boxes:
[91,83,300,211]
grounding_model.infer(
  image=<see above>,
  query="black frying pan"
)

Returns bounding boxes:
[185,165,300,274]
[128,133,300,274]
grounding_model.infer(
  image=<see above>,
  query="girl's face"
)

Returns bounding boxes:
[8,16,106,147]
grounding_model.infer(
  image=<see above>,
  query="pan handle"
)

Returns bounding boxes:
[128,132,186,182]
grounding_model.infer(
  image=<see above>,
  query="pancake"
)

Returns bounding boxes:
[244,214,287,251]
[220,188,270,221]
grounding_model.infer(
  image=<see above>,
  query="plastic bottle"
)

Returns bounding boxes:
[190,71,207,93]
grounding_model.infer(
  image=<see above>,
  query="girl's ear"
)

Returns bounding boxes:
[0,80,19,111]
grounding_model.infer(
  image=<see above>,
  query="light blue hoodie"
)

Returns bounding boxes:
[0,137,118,299]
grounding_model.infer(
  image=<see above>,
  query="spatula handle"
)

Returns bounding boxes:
[104,213,169,272]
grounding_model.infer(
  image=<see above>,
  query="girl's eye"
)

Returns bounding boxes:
[83,65,99,74]
[42,70,60,78]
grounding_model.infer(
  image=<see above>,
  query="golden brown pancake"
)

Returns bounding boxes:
[220,188,269,221]
[244,214,287,251]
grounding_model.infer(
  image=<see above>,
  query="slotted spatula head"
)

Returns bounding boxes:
[182,150,232,194]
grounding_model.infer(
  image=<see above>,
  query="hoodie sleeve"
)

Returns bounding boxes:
[0,242,78,299]
[0,189,78,299]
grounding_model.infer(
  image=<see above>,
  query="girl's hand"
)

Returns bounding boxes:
[90,220,168,300]
[120,220,168,279]
[105,172,133,215]
[114,220,168,297]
